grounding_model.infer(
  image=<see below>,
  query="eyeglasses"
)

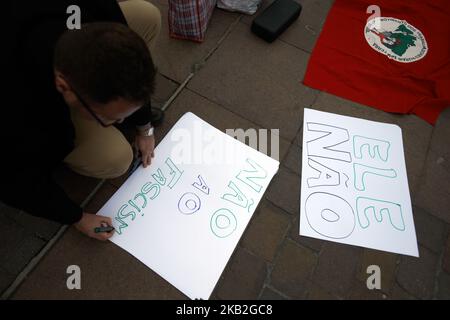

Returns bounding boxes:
[71,87,111,127]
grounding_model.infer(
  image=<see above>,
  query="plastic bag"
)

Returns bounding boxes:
[217,0,262,15]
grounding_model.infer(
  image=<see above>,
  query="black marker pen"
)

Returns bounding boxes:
[94,226,115,233]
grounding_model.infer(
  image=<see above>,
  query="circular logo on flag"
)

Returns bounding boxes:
[364,17,428,63]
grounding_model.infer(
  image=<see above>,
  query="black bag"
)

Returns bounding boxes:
[251,0,302,43]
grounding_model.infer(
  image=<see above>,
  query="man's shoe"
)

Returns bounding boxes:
[150,106,165,127]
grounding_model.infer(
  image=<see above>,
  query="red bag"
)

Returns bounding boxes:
[168,0,217,42]
[303,0,450,125]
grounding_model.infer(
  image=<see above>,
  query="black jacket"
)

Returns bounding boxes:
[1,0,152,224]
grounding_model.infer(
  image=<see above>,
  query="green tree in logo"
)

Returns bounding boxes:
[381,24,417,56]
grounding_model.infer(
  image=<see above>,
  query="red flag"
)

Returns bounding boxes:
[303,0,450,125]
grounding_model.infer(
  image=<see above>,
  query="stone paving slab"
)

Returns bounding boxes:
[11,226,186,299]
[152,1,240,83]
[269,239,317,299]
[396,245,439,300]
[215,247,267,300]
[415,151,450,224]
[413,108,450,226]
[188,21,318,141]
[240,200,290,262]
[413,206,447,255]
[266,166,300,216]
[311,242,362,298]
[0,165,100,295]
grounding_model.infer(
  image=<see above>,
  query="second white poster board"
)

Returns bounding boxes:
[300,108,418,257]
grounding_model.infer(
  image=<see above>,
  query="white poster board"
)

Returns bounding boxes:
[300,108,418,257]
[98,112,279,299]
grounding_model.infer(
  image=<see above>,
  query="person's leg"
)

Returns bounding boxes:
[119,0,162,52]
[119,0,165,126]
[64,108,133,179]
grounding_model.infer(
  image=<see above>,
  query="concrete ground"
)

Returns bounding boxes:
[1,0,450,300]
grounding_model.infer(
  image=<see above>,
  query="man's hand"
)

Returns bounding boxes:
[74,212,115,241]
[135,134,155,168]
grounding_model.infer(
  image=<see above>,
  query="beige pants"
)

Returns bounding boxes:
[64,0,161,179]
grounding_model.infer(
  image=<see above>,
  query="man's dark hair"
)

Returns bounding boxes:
[54,22,155,104]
